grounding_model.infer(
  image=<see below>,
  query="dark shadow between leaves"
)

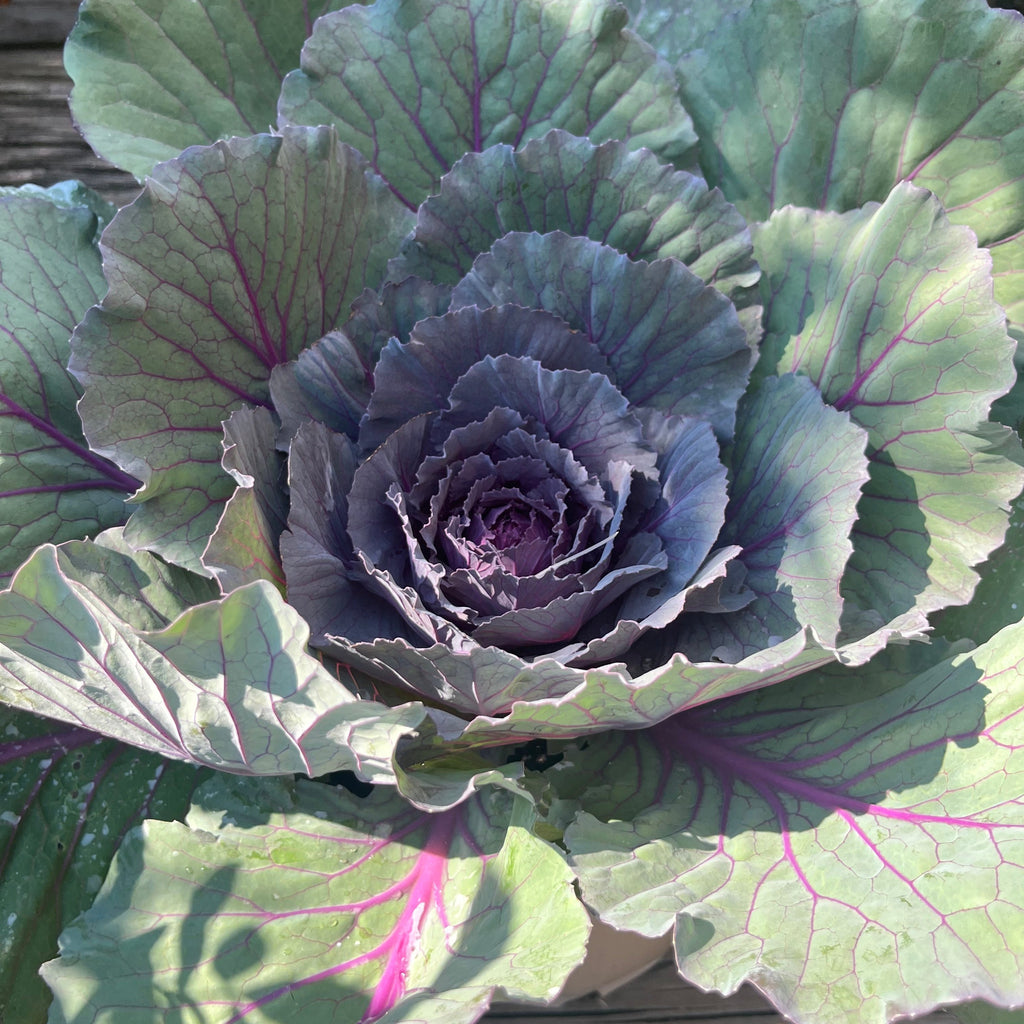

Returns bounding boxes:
[840,449,932,640]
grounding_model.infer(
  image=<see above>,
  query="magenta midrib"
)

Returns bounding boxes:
[363,810,456,1020]
[0,726,98,766]
[0,393,138,492]
[221,810,458,1024]
[675,722,1008,832]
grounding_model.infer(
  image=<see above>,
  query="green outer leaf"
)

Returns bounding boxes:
[0,538,425,782]
[0,706,209,1023]
[65,0,357,179]
[394,736,529,812]
[41,526,220,627]
[202,406,287,592]
[949,1003,1024,1024]
[563,621,1024,1024]
[619,0,753,67]
[0,182,116,227]
[754,183,1024,634]
[0,187,135,580]
[672,0,1024,336]
[42,776,590,1024]
[680,374,869,657]
[935,492,1024,649]
[278,0,696,209]
[392,130,759,317]
[395,629,839,757]
[70,126,414,573]
[992,234,1024,344]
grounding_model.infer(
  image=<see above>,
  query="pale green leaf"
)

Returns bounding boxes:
[65,0,358,178]
[42,777,590,1024]
[755,183,1024,635]
[279,0,696,209]
[565,624,1024,1023]
[70,127,414,572]
[0,537,424,782]
[672,0,1024,336]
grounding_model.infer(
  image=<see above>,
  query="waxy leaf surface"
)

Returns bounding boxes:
[676,373,869,659]
[42,776,590,1024]
[671,0,1024,337]
[0,187,135,581]
[202,406,288,593]
[564,623,1024,1024]
[70,127,414,572]
[937,494,1024,649]
[451,231,753,438]
[0,535,425,782]
[65,0,355,179]
[270,276,451,447]
[392,130,759,321]
[394,631,839,757]
[755,183,1024,636]
[619,0,753,67]
[278,0,696,208]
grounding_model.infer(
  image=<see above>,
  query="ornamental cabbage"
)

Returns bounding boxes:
[2,1,1024,1023]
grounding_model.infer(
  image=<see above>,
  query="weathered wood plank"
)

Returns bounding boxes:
[0,48,140,203]
[0,0,80,47]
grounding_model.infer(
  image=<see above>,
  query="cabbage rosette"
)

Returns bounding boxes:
[265,132,1022,752]
[5,1,1024,1021]
[280,242,769,717]
[0,120,1017,787]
